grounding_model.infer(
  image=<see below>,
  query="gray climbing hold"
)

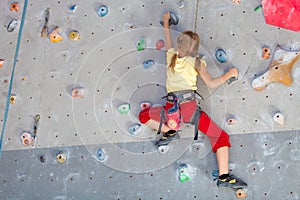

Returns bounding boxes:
[160,12,179,26]
[7,19,18,32]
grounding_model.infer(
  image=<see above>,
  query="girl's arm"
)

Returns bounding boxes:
[197,62,238,89]
[162,12,173,50]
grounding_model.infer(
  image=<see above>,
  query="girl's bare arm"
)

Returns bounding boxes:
[162,12,173,50]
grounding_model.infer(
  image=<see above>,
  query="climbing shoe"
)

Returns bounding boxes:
[217,174,247,189]
[155,130,178,147]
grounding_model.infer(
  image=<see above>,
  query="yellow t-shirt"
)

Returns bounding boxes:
[166,48,206,93]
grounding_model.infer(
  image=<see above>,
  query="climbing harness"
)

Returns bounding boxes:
[157,90,202,141]
[0,0,29,157]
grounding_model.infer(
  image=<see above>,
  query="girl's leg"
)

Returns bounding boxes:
[139,106,171,133]
[197,111,231,175]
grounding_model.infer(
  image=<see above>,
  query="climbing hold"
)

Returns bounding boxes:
[177,0,185,8]
[71,87,85,98]
[254,5,262,12]
[69,4,77,12]
[235,188,247,199]
[158,145,169,154]
[49,27,63,43]
[10,3,20,12]
[41,8,50,38]
[232,0,241,4]
[227,117,237,125]
[140,102,151,110]
[10,94,16,104]
[136,37,146,51]
[178,163,190,182]
[252,45,300,91]
[22,76,27,81]
[7,19,18,32]
[215,48,227,63]
[33,114,40,137]
[0,59,4,68]
[21,132,34,146]
[117,103,130,114]
[273,112,284,126]
[68,30,80,41]
[226,76,238,85]
[143,60,154,69]
[97,5,108,17]
[212,169,219,177]
[160,12,179,26]
[156,39,165,50]
[97,148,107,162]
[262,47,271,59]
[128,124,141,136]
[263,0,300,32]
[56,152,67,163]
[39,155,46,163]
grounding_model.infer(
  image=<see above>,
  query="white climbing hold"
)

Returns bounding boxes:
[227,117,237,125]
[273,112,284,126]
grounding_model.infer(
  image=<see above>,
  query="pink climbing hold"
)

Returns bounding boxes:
[262,0,300,32]
[156,39,165,50]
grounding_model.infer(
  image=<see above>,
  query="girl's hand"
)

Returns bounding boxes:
[162,12,171,24]
[228,68,238,78]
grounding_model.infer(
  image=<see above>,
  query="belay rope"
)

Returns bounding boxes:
[0,0,29,158]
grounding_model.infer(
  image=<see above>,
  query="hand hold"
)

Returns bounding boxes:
[7,19,18,32]
[10,94,16,104]
[56,152,67,163]
[273,112,284,126]
[252,45,300,91]
[262,47,271,59]
[97,148,107,162]
[136,37,146,51]
[49,27,63,43]
[118,103,130,114]
[128,124,141,136]
[10,3,20,12]
[0,59,4,68]
[215,48,227,63]
[143,59,154,69]
[68,30,80,41]
[97,5,108,17]
[160,12,179,26]
[21,132,34,146]
[156,39,165,50]
[71,87,85,98]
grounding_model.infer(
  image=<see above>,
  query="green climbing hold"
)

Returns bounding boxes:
[118,103,130,114]
[136,37,146,51]
[178,164,190,183]
[254,5,262,12]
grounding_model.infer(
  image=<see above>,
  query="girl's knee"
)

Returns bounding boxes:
[138,108,151,124]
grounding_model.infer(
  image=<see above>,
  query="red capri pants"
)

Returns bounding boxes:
[139,100,231,152]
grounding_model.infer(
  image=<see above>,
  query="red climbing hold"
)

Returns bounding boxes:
[262,0,300,32]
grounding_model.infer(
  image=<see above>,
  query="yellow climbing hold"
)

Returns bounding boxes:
[10,95,16,104]
[68,30,80,41]
[56,152,67,163]
[49,27,63,43]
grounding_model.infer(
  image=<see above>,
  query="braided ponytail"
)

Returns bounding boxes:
[169,52,178,70]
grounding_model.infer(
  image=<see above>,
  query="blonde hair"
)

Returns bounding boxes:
[169,31,201,72]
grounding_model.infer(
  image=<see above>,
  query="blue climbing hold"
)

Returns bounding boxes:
[143,60,154,69]
[97,148,107,162]
[215,48,227,63]
[69,4,77,12]
[128,124,141,136]
[212,169,219,178]
[97,5,108,17]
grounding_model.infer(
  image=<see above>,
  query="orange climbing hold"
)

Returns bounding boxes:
[262,47,271,59]
[0,59,4,68]
[252,45,300,91]
[10,3,20,12]
[21,132,34,146]
[71,88,85,98]
[49,27,63,43]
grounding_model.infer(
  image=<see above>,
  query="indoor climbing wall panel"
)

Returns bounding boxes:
[0,0,300,199]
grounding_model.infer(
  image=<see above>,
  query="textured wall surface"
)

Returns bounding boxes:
[0,0,300,199]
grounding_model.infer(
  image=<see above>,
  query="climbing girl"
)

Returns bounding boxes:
[139,12,247,188]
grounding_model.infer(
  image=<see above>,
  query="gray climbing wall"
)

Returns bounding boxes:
[0,0,300,199]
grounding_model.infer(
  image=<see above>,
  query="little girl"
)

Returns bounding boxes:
[139,12,247,188]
